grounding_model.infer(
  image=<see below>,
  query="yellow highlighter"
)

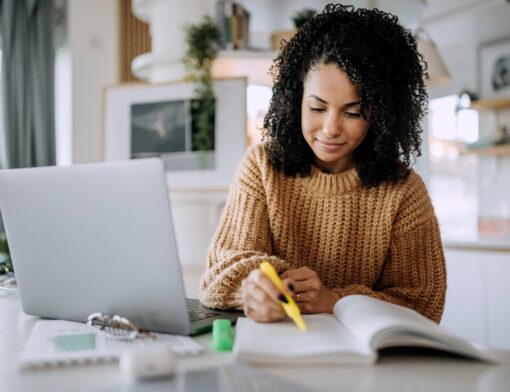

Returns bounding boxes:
[259,261,307,332]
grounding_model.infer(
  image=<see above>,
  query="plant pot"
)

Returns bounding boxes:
[270,29,297,51]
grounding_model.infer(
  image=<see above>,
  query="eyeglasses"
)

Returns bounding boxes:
[87,312,140,340]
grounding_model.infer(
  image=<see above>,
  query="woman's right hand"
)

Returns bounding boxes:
[241,269,292,322]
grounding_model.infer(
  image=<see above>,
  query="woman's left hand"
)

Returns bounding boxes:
[280,267,340,314]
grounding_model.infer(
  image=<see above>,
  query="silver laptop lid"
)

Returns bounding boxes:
[0,158,191,334]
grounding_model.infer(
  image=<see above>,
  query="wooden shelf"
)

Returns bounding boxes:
[219,49,277,59]
[470,97,510,110]
[464,143,510,156]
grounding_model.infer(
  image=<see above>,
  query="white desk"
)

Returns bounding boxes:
[2,290,510,392]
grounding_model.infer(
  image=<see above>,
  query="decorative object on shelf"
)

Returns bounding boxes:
[214,0,250,50]
[183,16,220,160]
[455,88,478,114]
[270,7,318,51]
[131,0,209,83]
[270,29,296,51]
[102,78,247,189]
[478,37,510,100]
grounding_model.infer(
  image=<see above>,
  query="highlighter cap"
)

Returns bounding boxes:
[212,319,234,352]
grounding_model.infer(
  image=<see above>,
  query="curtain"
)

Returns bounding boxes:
[0,0,55,169]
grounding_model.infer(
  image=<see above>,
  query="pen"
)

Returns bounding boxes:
[259,261,307,332]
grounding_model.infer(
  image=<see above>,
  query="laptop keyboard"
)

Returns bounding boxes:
[188,309,223,322]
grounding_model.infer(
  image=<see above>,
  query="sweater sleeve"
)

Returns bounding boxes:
[199,147,289,310]
[332,173,447,323]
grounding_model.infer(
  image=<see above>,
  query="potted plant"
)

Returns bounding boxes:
[270,8,317,51]
[292,8,317,28]
[183,16,220,161]
[0,231,12,274]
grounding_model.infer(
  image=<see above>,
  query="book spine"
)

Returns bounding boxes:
[215,0,227,50]
[241,8,250,50]
[224,1,234,50]
[232,4,241,50]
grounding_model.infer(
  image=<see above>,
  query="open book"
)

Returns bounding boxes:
[233,295,501,365]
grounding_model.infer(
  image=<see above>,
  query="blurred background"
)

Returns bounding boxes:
[1,0,510,349]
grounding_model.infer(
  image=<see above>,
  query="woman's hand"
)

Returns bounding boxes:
[241,269,290,322]
[280,267,340,314]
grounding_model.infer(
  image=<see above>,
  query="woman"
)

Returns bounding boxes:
[200,4,446,323]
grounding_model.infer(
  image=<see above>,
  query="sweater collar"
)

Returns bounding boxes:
[299,165,362,196]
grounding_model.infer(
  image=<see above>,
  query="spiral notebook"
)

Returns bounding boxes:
[18,319,203,370]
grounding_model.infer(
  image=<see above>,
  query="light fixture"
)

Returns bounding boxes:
[414,28,452,87]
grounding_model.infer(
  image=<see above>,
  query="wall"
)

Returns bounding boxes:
[68,0,120,164]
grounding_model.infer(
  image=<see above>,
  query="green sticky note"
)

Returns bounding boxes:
[53,334,96,352]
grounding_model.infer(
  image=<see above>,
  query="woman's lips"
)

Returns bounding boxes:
[316,139,347,152]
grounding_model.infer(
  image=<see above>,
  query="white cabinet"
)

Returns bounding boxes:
[442,247,510,349]
[487,256,510,349]
[442,249,486,343]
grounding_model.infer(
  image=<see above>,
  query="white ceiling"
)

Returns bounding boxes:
[236,0,510,51]
[421,0,510,48]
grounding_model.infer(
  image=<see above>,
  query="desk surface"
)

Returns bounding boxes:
[2,290,510,392]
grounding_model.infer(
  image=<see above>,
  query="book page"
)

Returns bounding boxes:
[233,314,375,365]
[333,295,441,346]
[333,295,501,362]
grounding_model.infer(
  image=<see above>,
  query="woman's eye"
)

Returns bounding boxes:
[310,107,325,112]
[345,112,363,118]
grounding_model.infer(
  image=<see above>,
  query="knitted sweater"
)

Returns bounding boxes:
[200,143,446,323]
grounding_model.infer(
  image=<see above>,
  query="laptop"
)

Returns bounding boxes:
[0,158,240,336]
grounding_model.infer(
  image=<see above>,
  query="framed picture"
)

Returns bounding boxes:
[478,37,510,100]
[102,78,247,189]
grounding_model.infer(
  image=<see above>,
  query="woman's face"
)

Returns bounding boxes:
[301,63,370,173]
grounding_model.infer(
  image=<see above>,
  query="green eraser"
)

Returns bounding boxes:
[212,319,234,352]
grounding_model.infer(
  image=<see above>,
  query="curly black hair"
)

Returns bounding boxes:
[263,3,428,187]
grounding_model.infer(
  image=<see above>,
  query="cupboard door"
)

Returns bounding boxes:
[442,249,487,344]
[487,254,510,349]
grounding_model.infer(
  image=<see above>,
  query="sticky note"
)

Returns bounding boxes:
[53,334,96,352]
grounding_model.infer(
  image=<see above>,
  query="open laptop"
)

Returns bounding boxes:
[0,158,240,336]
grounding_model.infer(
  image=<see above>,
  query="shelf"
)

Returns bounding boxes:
[470,97,510,110]
[464,143,510,156]
[219,49,277,59]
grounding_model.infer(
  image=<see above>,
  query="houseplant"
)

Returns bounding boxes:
[0,231,12,274]
[292,8,317,28]
[183,16,220,156]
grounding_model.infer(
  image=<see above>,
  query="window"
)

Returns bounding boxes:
[427,95,479,241]
[246,84,272,146]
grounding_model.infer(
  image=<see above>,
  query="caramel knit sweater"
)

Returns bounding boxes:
[200,143,446,323]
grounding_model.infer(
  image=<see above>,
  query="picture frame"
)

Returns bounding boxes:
[478,37,510,100]
[102,77,247,189]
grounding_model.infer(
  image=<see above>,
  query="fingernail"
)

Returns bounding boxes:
[278,293,288,303]
[288,283,295,292]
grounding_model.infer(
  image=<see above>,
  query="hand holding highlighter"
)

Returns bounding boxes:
[259,261,307,332]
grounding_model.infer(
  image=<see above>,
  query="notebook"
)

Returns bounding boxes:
[0,158,240,336]
[18,319,203,370]
[233,295,502,365]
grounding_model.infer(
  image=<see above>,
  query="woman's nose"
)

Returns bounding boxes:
[322,115,342,138]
